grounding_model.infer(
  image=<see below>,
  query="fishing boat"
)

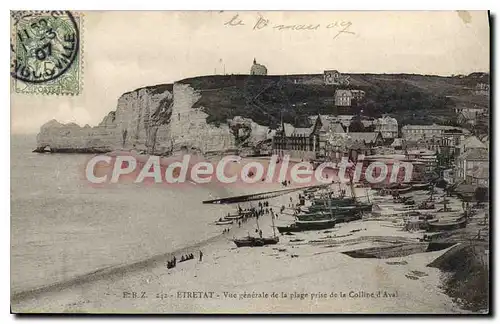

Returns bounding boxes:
[277,218,336,233]
[232,207,279,247]
[224,214,245,220]
[426,216,467,232]
[393,196,413,204]
[380,184,412,195]
[296,211,335,221]
[215,219,233,225]
[306,204,356,213]
[233,236,266,247]
[312,197,356,206]
[410,182,431,191]
[417,201,435,210]
[371,204,410,217]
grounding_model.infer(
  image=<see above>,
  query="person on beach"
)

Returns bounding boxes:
[199,251,203,262]
[259,230,263,238]
[238,221,241,228]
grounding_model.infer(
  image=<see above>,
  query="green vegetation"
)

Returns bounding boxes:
[178,73,488,128]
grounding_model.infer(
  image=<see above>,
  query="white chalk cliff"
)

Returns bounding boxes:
[35,82,272,155]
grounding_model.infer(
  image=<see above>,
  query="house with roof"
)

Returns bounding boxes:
[272,115,324,159]
[401,124,469,141]
[346,132,384,148]
[455,148,489,182]
[455,106,487,126]
[374,116,398,140]
[466,165,489,187]
[334,90,353,106]
[456,135,487,156]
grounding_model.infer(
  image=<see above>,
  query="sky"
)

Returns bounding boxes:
[11,11,490,134]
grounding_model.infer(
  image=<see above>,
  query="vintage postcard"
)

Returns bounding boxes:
[10,11,490,314]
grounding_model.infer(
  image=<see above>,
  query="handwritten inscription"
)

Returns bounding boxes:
[224,14,355,39]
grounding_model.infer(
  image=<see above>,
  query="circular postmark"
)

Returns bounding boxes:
[11,11,80,83]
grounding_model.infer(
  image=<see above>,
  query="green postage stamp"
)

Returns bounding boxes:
[10,10,82,95]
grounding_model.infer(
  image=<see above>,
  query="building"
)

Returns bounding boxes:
[473,83,490,96]
[373,116,398,140]
[455,106,487,126]
[272,116,324,159]
[401,124,469,142]
[324,70,349,86]
[455,148,489,181]
[454,106,486,116]
[466,165,489,187]
[250,58,267,75]
[309,115,354,128]
[440,128,468,157]
[350,90,366,101]
[347,132,384,148]
[271,115,349,160]
[456,135,487,156]
[335,90,353,106]
[329,122,345,134]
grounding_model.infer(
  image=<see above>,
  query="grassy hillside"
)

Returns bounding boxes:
[177,72,489,128]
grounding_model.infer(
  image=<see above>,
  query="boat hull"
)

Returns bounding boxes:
[426,218,467,232]
[277,219,336,233]
[232,236,279,247]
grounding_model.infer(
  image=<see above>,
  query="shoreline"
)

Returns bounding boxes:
[10,155,477,313]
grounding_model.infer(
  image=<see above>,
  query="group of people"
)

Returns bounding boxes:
[281,180,292,187]
[166,251,203,269]
[221,201,280,234]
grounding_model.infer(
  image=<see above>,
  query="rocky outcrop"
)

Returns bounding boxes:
[168,83,236,154]
[35,84,174,154]
[34,81,270,155]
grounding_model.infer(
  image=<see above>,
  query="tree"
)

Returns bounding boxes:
[474,187,488,204]
[349,116,365,132]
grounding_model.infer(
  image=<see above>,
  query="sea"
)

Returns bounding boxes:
[10,134,233,295]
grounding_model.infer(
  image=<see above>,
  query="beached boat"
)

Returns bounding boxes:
[312,197,356,206]
[426,216,467,232]
[306,204,356,213]
[215,219,234,225]
[379,184,412,195]
[393,196,413,204]
[224,214,244,220]
[233,205,279,247]
[233,236,265,247]
[417,201,435,210]
[410,182,431,191]
[296,211,337,221]
[232,236,279,247]
[371,204,412,217]
[277,218,336,233]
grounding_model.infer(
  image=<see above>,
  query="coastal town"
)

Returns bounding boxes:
[17,65,490,314]
[11,11,490,315]
[194,64,490,312]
